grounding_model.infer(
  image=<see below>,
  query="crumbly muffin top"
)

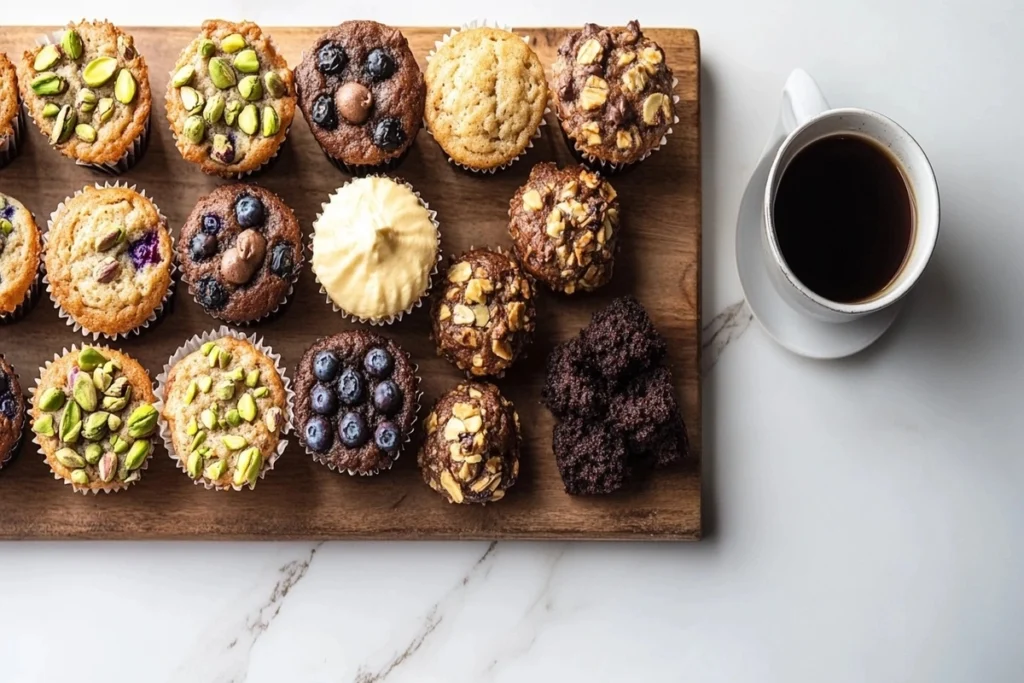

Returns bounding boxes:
[431,249,535,377]
[295,21,424,167]
[166,20,296,177]
[419,381,520,504]
[30,346,157,492]
[552,21,674,165]
[0,193,42,316]
[0,356,26,463]
[45,185,173,337]
[424,27,548,170]
[0,53,19,140]
[161,336,287,490]
[18,21,151,165]
[509,163,620,294]
[178,184,303,324]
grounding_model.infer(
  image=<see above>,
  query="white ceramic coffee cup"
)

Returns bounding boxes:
[761,70,940,323]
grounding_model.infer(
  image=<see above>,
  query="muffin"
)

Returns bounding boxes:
[508,163,620,294]
[311,176,439,324]
[424,26,548,172]
[178,184,303,324]
[0,355,26,470]
[294,331,418,475]
[45,184,174,339]
[18,21,151,173]
[431,249,536,377]
[418,381,520,504]
[295,21,424,173]
[30,346,158,493]
[551,21,676,170]
[166,20,296,178]
[0,53,25,168]
[0,193,43,322]
[160,334,289,490]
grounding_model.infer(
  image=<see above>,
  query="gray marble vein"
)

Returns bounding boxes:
[702,300,753,374]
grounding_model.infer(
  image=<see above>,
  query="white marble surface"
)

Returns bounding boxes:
[3,1,1024,681]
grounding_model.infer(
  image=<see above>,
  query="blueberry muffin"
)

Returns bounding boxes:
[166,20,296,178]
[418,381,520,504]
[0,355,26,470]
[295,331,418,475]
[45,185,173,338]
[0,52,25,168]
[160,336,288,490]
[425,26,547,172]
[0,193,42,321]
[431,249,536,377]
[508,163,620,294]
[18,21,151,172]
[179,184,303,324]
[552,21,675,169]
[295,21,424,173]
[30,346,157,493]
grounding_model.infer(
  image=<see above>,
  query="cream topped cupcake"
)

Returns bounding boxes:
[311,176,439,324]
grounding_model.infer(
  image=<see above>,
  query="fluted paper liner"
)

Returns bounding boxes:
[310,176,441,326]
[154,326,294,491]
[0,209,43,325]
[424,21,548,174]
[0,102,25,169]
[0,353,25,470]
[30,344,154,495]
[44,180,176,341]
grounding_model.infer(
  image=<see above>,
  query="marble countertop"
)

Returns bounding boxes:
[3,1,1023,681]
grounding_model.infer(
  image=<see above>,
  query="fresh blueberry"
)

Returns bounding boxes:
[338,412,369,448]
[374,421,400,451]
[310,383,337,415]
[316,42,347,75]
[336,368,365,405]
[202,214,222,235]
[373,380,403,415]
[0,396,17,419]
[234,195,265,228]
[195,275,229,310]
[127,231,161,269]
[310,94,338,130]
[365,48,396,82]
[313,350,340,381]
[363,347,393,378]
[189,233,217,261]
[304,416,333,453]
[270,243,294,278]
[371,117,405,151]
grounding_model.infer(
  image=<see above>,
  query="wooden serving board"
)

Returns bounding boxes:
[0,26,701,540]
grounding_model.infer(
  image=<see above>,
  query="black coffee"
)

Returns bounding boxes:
[774,134,913,303]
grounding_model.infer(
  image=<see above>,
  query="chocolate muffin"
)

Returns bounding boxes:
[509,163,620,294]
[0,355,26,470]
[552,21,675,169]
[295,21,424,173]
[543,296,688,495]
[418,381,520,504]
[294,331,418,475]
[178,184,303,324]
[431,249,536,377]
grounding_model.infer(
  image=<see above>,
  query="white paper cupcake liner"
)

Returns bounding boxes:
[0,102,26,169]
[153,326,294,491]
[310,176,442,326]
[29,344,154,495]
[425,20,548,174]
[44,181,177,341]
[0,353,25,470]
[37,31,150,175]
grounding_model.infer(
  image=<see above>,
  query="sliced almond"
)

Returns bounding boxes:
[472,305,490,327]
[438,304,451,321]
[463,415,483,434]
[439,470,464,503]
[452,304,475,325]
[643,93,670,125]
[447,261,472,283]
[471,474,496,493]
[443,417,466,441]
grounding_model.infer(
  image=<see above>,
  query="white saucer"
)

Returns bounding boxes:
[735,133,901,360]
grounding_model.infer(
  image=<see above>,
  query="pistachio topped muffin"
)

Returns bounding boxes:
[30,346,158,493]
[552,21,675,169]
[160,335,289,490]
[0,52,25,168]
[0,193,42,321]
[166,20,296,177]
[0,355,26,470]
[425,26,548,172]
[45,184,174,339]
[18,21,151,172]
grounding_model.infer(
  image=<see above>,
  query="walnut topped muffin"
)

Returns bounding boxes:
[552,21,675,169]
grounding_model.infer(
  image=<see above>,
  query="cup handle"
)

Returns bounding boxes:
[779,68,830,133]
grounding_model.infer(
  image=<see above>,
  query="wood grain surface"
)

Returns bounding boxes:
[0,26,701,540]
